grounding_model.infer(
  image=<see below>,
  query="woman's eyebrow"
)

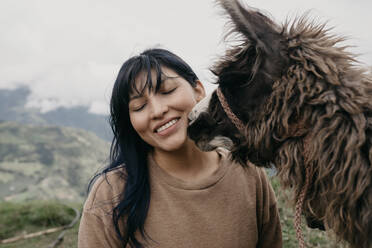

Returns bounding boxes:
[129,85,148,100]
[129,76,179,100]
[129,92,143,101]
[160,76,179,86]
[129,93,144,101]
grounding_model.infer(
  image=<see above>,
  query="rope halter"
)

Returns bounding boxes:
[216,87,246,133]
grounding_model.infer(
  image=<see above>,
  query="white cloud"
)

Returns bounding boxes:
[0,0,371,114]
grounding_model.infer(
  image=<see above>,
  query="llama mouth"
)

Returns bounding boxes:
[155,118,180,133]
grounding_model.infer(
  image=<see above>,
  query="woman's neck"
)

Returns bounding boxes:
[152,139,219,182]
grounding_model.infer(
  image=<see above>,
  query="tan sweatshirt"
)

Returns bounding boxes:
[78,148,282,248]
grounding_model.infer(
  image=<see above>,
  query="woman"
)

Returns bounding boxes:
[78,48,282,248]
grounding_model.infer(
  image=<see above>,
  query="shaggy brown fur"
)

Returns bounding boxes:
[188,1,372,247]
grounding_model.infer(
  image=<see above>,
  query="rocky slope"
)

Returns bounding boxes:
[0,121,110,202]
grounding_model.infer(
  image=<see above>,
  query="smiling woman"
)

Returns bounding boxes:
[129,67,205,153]
[77,48,282,248]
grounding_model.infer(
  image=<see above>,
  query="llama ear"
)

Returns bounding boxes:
[217,0,281,54]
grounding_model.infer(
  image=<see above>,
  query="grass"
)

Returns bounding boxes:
[270,176,347,248]
[0,201,81,248]
[0,178,349,248]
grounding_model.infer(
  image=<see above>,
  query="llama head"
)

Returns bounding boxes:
[188,90,241,152]
[189,1,372,247]
[188,0,289,166]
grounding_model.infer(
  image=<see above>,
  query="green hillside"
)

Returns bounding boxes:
[0,121,110,202]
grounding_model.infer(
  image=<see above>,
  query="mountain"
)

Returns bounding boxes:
[41,106,112,141]
[0,86,112,141]
[0,87,46,125]
[0,121,110,202]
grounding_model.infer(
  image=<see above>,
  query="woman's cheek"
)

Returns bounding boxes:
[174,91,197,111]
[130,112,147,133]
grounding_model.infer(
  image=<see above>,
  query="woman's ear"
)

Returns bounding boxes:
[194,80,206,102]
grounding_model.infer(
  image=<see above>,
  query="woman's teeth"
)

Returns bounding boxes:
[156,119,178,133]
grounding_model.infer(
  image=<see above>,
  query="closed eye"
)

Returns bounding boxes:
[161,87,177,95]
[131,87,177,112]
[132,103,146,112]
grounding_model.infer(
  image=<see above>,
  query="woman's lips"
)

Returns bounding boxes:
[155,118,180,136]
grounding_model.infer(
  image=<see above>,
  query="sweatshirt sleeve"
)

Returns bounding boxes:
[78,170,127,248]
[255,168,282,248]
[78,210,122,248]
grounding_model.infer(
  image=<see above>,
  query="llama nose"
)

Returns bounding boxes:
[188,92,213,125]
[188,109,198,125]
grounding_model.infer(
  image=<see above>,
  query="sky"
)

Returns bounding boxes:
[1,0,371,114]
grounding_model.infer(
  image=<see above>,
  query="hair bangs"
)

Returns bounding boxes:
[128,56,165,98]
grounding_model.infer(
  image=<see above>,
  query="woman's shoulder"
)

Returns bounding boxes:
[220,147,278,204]
[217,147,267,178]
[83,165,127,214]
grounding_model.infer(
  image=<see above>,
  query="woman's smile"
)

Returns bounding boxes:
[155,117,181,136]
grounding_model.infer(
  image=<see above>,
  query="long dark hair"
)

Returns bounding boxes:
[93,48,199,247]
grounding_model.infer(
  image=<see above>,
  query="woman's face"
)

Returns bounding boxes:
[128,67,205,152]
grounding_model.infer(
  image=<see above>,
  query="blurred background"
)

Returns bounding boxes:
[0,0,370,247]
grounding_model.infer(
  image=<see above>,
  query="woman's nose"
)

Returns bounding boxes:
[149,97,168,119]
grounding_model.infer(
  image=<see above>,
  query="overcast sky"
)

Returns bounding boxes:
[1,0,371,114]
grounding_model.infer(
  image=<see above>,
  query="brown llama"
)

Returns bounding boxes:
[188,1,372,247]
